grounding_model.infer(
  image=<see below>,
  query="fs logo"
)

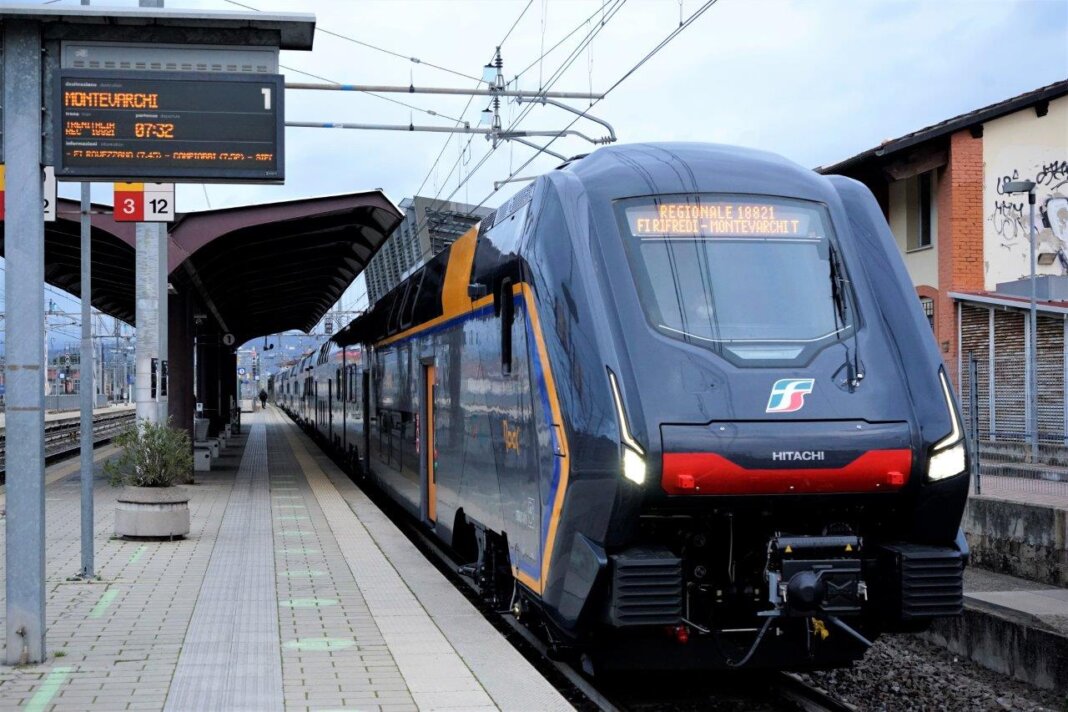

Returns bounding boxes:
[766,378,815,413]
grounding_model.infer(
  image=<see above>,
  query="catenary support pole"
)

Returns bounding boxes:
[4,19,47,665]
[80,183,95,578]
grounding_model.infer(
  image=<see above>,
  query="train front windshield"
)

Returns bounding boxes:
[617,195,853,366]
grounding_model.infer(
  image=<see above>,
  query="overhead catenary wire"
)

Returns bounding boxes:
[423,0,720,242]
[413,0,538,205]
[281,64,468,124]
[417,0,625,219]
[412,0,538,211]
[410,0,629,236]
[223,0,481,83]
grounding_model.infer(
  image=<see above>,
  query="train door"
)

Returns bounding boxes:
[328,376,333,439]
[362,369,371,478]
[341,363,347,452]
[422,362,437,524]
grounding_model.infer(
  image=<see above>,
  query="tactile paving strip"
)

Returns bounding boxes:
[164,422,284,712]
[272,410,501,711]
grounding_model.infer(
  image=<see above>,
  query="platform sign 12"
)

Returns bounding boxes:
[114,182,175,222]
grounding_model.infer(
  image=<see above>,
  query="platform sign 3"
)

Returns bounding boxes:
[0,165,59,222]
[114,182,175,222]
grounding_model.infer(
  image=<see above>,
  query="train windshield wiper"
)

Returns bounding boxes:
[828,244,847,326]
[828,243,864,388]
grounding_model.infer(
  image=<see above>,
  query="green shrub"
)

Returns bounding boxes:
[105,418,192,488]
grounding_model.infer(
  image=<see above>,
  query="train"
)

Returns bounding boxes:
[272,142,970,671]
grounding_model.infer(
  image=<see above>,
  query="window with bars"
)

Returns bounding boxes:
[920,296,935,330]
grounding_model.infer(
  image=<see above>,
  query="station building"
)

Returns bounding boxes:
[820,80,1068,445]
[364,196,492,303]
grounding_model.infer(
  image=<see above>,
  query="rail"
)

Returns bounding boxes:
[772,672,858,712]
[0,409,136,475]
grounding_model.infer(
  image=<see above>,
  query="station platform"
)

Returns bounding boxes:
[0,408,572,711]
[971,474,1068,510]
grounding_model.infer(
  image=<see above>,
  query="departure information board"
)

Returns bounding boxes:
[55,70,285,182]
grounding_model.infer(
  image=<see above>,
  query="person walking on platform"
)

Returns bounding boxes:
[258,388,268,410]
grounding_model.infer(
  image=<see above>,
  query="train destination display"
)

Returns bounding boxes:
[626,200,817,237]
[55,71,285,182]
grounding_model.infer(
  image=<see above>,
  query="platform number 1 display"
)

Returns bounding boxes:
[113,182,176,222]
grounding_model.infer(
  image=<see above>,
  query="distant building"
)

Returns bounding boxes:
[364,196,492,304]
[821,80,1067,445]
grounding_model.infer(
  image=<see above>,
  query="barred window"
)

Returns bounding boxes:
[920,296,935,330]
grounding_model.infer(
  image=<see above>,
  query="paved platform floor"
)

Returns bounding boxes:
[0,408,572,711]
[964,568,1068,635]
[970,475,1068,509]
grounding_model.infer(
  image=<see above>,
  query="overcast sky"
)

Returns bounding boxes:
[14,0,1068,338]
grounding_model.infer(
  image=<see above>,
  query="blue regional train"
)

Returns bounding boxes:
[273,143,970,671]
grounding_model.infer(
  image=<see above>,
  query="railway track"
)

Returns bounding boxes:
[298,422,857,712]
[0,408,136,475]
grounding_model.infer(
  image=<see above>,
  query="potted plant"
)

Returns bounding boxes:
[106,418,193,539]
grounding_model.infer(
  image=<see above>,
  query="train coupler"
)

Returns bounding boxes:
[766,534,867,618]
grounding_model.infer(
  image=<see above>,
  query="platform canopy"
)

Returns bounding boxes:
[0,191,403,343]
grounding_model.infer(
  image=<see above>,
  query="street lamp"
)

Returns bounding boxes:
[1002,178,1038,460]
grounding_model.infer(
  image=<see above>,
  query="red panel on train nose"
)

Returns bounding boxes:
[661,450,913,495]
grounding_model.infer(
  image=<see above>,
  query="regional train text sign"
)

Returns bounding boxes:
[55,70,285,183]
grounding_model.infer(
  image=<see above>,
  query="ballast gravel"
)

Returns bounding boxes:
[802,634,1064,712]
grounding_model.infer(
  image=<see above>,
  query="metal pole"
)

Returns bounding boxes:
[969,353,981,495]
[1029,190,1038,462]
[159,226,169,424]
[283,121,608,144]
[284,82,603,100]
[4,19,47,665]
[79,183,95,578]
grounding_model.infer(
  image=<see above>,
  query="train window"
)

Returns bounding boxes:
[387,282,412,334]
[400,271,424,329]
[499,278,514,374]
[617,194,855,366]
[485,202,529,254]
[336,368,343,401]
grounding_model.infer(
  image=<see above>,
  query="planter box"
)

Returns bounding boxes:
[193,447,212,471]
[115,486,190,539]
[193,417,210,443]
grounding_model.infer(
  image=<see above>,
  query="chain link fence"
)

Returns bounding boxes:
[960,351,1068,500]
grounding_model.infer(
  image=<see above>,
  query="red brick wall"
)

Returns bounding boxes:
[935,129,986,386]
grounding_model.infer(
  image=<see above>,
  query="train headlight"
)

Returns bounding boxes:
[608,369,646,486]
[623,446,646,485]
[928,441,966,481]
[928,369,967,481]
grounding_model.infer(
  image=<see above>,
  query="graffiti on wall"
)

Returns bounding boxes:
[990,160,1068,273]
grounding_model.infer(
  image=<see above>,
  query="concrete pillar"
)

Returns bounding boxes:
[168,290,195,445]
[196,336,221,437]
[222,350,238,427]
[134,222,167,423]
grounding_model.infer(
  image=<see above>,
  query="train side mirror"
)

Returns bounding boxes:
[500,278,514,375]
